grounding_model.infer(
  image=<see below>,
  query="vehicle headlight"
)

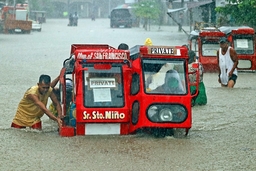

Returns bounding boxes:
[159,108,172,121]
[147,104,187,123]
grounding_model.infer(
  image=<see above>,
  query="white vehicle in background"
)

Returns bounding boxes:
[30,19,42,32]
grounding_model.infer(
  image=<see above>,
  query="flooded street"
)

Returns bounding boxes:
[0,19,255,171]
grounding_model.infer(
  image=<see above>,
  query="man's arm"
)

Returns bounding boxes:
[216,50,222,84]
[216,50,221,76]
[50,92,63,118]
[50,75,60,88]
[229,47,239,76]
[27,94,62,127]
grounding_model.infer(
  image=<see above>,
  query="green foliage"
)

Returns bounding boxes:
[28,0,55,17]
[29,0,41,10]
[132,0,161,20]
[215,0,256,27]
[17,0,26,4]
[6,0,26,5]
[30,0,52,11]
[7,0,54,14]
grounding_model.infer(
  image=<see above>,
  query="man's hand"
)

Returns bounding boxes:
[228,71,233,77]
[58,113,65,119]
[56,117,62,128]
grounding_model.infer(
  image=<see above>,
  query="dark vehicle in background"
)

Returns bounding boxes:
[30,11,46,23]
[110,8,132,28]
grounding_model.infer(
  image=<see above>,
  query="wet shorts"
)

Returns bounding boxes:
[229,74,238,84]
[11,121,42,130]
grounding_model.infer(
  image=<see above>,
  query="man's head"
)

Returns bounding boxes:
[167,77,179,89]
[38,74,51,95]
[164,70,182,93]
[219,37,229,49]
[118,43,129,50]
[188,50,196,64]
[219,37,228,44]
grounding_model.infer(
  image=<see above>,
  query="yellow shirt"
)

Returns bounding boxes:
[12,86,53,127]
[49,103,58,117]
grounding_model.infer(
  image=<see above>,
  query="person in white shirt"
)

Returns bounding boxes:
[217,37,238,88]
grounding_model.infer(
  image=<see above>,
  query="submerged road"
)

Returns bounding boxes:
[0,19,255,171]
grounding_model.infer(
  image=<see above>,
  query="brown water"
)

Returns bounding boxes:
[0,19,255,171]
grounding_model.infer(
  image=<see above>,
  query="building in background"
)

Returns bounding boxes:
[48,0,127,18]
[25,0,216,28]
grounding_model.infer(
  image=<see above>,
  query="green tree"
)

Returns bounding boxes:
[215,0,256,28]
[132,0,161,30]
[7,0,26,5]
[28,0,55,18]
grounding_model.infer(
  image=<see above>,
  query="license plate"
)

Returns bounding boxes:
[15,29,22,32]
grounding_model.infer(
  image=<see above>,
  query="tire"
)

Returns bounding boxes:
[166,128,174,136]
[152,128,167,138]
[173,128,189,138]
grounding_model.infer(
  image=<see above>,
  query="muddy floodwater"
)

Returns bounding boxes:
[0,19,255,171]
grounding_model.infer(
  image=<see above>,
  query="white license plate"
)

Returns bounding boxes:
[15,29,22,32]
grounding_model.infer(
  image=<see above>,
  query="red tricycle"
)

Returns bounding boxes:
[58,44,199,138]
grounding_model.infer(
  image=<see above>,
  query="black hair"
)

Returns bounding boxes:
[39,74,51,84]
[188,50,196,64]
[118,43,129,50]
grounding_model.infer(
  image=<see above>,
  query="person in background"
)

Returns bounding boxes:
[73,12,79,26]
[188,50,207,106]
[151,69,184,94]
[217,37,238,88]
[91,13,95,21]
[118,43,129,50]
[68,13,73,26]
[11,75,62,130]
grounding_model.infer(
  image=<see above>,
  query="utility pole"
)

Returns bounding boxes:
[67,0,70,14]
[109,0,111,15]
[181,0,184,8]
[189,0,193,32]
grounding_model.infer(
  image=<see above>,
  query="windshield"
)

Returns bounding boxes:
[83,65,124,107]
[201,40,219,56]
[233,35,254,54]
[143,59,187,95]
[111,9,131,18]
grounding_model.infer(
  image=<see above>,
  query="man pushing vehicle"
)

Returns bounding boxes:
[11,75,63,130]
